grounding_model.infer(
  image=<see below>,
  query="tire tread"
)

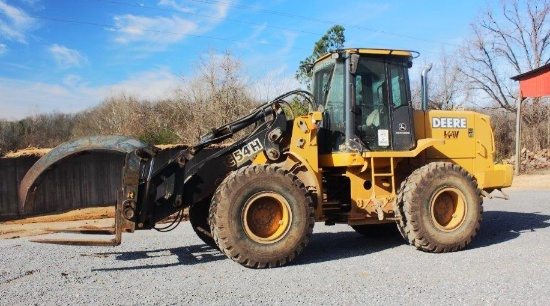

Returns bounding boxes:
[395,162,483,253]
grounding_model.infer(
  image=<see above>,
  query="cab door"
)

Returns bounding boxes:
[353,57,392,151]
[388,61,415,150]
[353,56,415,151]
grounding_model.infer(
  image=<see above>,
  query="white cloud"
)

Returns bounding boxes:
[158,0,229,18]
[0,0,36,43]
[49,44,87,68]
[0,43,6,55]
[213,0,230,19]
[62,74,82,87]
[158,0,195,13]
[0,78,81,120]
[249,23,267,41]
[106,69,179,101]
[20,0,44,9]
[278,31,297,56]
[113,14,197,45]
[249,64,301,102]
[195,0,231,34]
[112,0,232,48]
[0,69,179,120]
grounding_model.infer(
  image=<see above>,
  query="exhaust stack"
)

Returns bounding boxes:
[421,64,433,111]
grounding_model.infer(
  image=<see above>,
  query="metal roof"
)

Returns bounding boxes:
[510,62,550,81]
[510,62,550,98]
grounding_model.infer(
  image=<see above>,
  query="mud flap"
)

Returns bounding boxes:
[19,136,156,246]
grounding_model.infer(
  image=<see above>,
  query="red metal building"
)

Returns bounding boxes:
[511,62,550,98]
[511,62,550,175]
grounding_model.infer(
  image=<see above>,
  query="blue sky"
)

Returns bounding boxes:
[0,0,485,120]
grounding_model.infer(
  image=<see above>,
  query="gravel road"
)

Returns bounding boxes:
[1,190,549,305]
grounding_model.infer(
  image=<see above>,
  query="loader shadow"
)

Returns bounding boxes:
[469,210,550,249]
[91,211,550,271]
[91,244,225,272]
[295,210,550,265]
[293,230,404,266]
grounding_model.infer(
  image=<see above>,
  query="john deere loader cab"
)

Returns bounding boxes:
[313,49,416,153]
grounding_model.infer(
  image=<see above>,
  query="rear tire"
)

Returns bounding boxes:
[395,162,482,252]
[209,164,315,268]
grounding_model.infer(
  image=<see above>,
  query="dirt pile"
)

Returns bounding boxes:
[1,144,194,159]
[504,148,550,172]
[3,147,51,158]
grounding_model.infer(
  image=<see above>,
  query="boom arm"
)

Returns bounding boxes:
[18,90,314,245]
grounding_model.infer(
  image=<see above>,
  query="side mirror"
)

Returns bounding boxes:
[301,63,314,74]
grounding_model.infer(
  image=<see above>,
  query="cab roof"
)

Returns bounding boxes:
[314,48,418,64]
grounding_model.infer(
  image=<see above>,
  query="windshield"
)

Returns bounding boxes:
[312,58,336,106]
[312,57,346,151]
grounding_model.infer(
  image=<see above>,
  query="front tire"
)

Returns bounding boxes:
[209,164,315,268]
[395,162,482,252]
[189,199,218,249]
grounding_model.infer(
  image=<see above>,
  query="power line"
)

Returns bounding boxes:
[184,0,460,48]
[92,0,324,38]
[91,0,457,49]
[13,13,312,51]
[10,5,447,57]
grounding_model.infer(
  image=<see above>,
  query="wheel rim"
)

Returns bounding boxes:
[430,187,467,231]
[242,192,292,244]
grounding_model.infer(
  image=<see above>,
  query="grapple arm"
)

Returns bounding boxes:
[18,135,155,214]
[18,136,156,246]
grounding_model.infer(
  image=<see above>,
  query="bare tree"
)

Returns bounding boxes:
[2,50,297,150]
[411,49,465,110]
[71,51,258,145]
[0,113,76,152]
[72,93,145,137]
[431,51,464,110]
[174,50,257,142]
[458,0,550,115]
[0,120,22,154]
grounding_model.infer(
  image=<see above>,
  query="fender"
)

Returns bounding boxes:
[18,135,155,215]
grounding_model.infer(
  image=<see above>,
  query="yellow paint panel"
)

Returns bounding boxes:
[424,110,477,159]
[252,151,268,165]
[416,109,513,190]
[319,153,365,167]
[482,164,514,189]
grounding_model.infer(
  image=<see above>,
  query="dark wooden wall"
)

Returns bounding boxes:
[0,148,186,221]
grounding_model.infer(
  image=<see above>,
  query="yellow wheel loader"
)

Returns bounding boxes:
[19,48,513,268]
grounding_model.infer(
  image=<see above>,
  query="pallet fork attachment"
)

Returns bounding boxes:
[31,179,136,246]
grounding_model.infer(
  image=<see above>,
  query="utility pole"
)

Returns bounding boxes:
[514,95,522,176]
